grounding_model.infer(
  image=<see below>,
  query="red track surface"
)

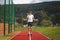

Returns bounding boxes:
[10,30,50,40]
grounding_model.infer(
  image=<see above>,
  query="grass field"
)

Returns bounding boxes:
[0,26,60,40]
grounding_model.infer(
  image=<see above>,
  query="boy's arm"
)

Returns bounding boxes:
[33,16,38,21]
[22,18,27,21]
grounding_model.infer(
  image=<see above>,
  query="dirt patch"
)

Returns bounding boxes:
[0,23,14,36]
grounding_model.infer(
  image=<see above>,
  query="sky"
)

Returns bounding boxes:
[0,0,60,4]
[13,0,60,4]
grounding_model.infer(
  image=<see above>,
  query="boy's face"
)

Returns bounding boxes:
[29,12,32,15]
[28,11,32,15]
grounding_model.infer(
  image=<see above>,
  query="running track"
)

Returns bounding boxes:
[10,30,50,40]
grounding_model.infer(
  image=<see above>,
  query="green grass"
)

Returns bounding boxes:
[0,34,14,40]
[33,27,60,40]
[0,26,60,40]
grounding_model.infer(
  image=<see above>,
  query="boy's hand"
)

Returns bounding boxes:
[23,18,27,21]
[34,19,38,21]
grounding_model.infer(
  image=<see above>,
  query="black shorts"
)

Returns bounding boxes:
[28,22,33,27]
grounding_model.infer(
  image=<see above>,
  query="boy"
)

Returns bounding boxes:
[27,11,34,36]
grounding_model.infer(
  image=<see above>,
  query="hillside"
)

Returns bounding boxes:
[15,1,60,15]
[0,1,60,25]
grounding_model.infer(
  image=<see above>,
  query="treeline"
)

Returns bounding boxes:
[0,1,60,26]
[15,1,60,26]
[0,5,4,22]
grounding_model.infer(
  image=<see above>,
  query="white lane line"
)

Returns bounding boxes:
[9,31,21,40]
[36,31,51,40]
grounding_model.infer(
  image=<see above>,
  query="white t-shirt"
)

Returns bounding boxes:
[27,14,34,22]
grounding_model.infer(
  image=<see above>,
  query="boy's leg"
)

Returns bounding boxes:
[28,26,32,35]
[28,22,32,36]
[28,22,32,40]
[28,26,32,40]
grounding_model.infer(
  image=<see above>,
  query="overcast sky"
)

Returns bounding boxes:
[0,0,60,4]
[13,0,60,4]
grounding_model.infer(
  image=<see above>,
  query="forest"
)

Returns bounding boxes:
[0,1,60,26]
